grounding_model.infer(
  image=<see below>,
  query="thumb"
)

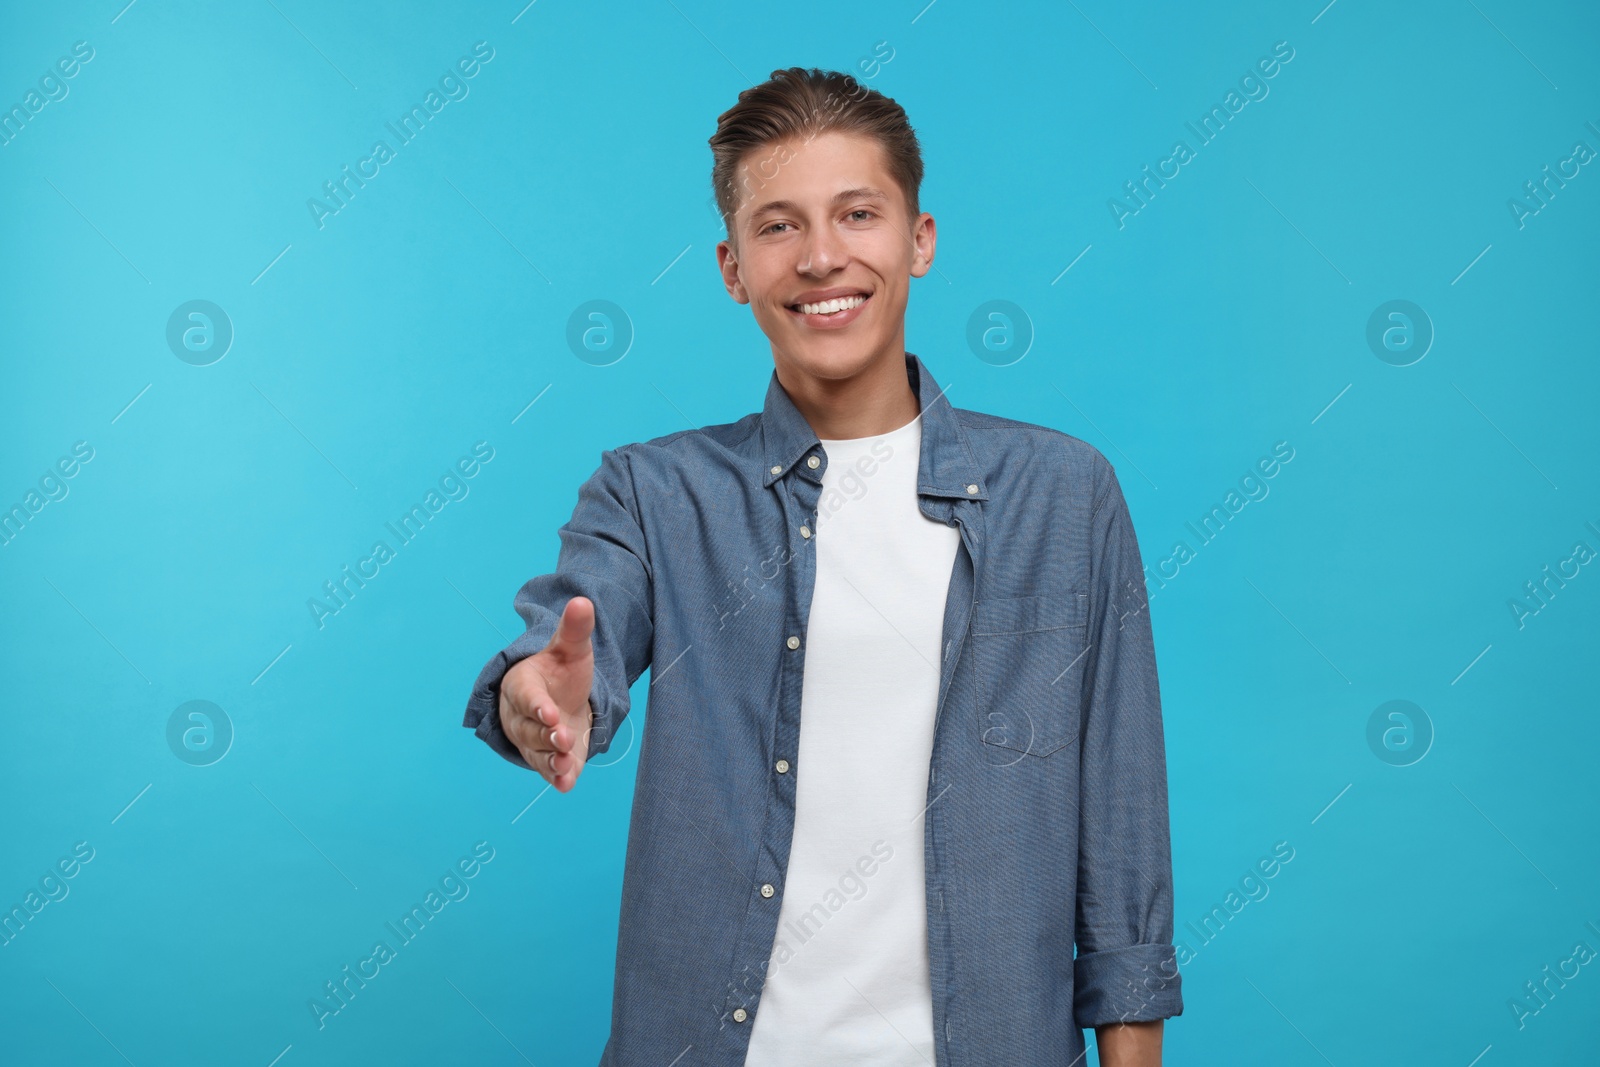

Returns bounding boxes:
[547,596,595,660]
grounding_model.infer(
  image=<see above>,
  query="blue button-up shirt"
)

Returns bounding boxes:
[463,352,1183,1065]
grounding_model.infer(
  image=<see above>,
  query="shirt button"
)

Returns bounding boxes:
[806,455,821,469]
[733,1008,748,1023]
[799,526,811,539]
[770,465,781,475]
[775,759,790,774]
[966,483,978,494]
[760,883,775,898]
[786,635,800,649]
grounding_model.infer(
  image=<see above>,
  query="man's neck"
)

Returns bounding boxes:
[773,348,921,441]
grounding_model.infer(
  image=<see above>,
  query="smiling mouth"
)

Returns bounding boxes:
[786,293,870,317]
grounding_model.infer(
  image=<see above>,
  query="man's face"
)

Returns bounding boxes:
[715,130,935,381]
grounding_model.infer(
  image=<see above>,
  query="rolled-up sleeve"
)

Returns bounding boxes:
[1072,453,1183,1027]
[462,445,654,770]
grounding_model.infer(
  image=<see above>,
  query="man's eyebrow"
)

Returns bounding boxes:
[746,187,891,224]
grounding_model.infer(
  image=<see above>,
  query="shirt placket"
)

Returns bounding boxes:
[718,448,826,1053]
[920,491,983,1066]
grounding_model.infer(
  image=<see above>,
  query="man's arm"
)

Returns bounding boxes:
[462,446,654,769]
[1095,1019,1163,1066]
[1072,453,1182,1061]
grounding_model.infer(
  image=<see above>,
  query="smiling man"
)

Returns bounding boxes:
[462,67,1182,1066]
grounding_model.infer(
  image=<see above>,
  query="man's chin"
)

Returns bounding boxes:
[774,338,894,381]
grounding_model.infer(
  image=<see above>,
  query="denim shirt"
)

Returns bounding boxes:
[462,352,1183,1065]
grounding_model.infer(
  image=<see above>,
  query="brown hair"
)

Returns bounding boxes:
[708,66,923,242]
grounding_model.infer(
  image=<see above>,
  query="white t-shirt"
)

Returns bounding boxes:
[744,412,961,1065]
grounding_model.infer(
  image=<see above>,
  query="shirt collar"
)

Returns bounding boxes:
[758,352,988,501]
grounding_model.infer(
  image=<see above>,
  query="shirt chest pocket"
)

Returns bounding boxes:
[971,592,1089,758]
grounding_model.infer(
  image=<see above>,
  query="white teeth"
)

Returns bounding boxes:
[796,294,866,316]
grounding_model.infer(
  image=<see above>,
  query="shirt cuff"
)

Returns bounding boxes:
[1073,943,1184,1028]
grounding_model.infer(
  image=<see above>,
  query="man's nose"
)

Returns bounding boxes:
[798,224,847,274]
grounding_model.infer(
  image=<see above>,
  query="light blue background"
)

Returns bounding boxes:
[2,1,1597,1064]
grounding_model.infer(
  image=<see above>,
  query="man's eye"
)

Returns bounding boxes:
[848,209,875,221]
[761,221,790,234]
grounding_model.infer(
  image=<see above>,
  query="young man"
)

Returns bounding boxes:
[462,67,1182,1066]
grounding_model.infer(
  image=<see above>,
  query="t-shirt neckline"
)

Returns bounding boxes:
[818,412,922,447]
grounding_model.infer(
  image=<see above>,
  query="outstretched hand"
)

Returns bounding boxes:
[498,596,598,792]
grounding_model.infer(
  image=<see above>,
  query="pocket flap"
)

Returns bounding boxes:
[971,593,1086,636]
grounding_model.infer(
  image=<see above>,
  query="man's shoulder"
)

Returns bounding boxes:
[952,406,1115,484]
[604,413,760,459]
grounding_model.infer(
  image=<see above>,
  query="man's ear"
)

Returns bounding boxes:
[716,239,749,304]
[909,212,937,279]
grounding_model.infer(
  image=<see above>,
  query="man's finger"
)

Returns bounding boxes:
[515,701,565,751]
[547,596,595,658]
[519,715,577,767]
[534,745,575,791]
[529,731,582,787]
[545,712,571,752]
[518,739,561,783]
